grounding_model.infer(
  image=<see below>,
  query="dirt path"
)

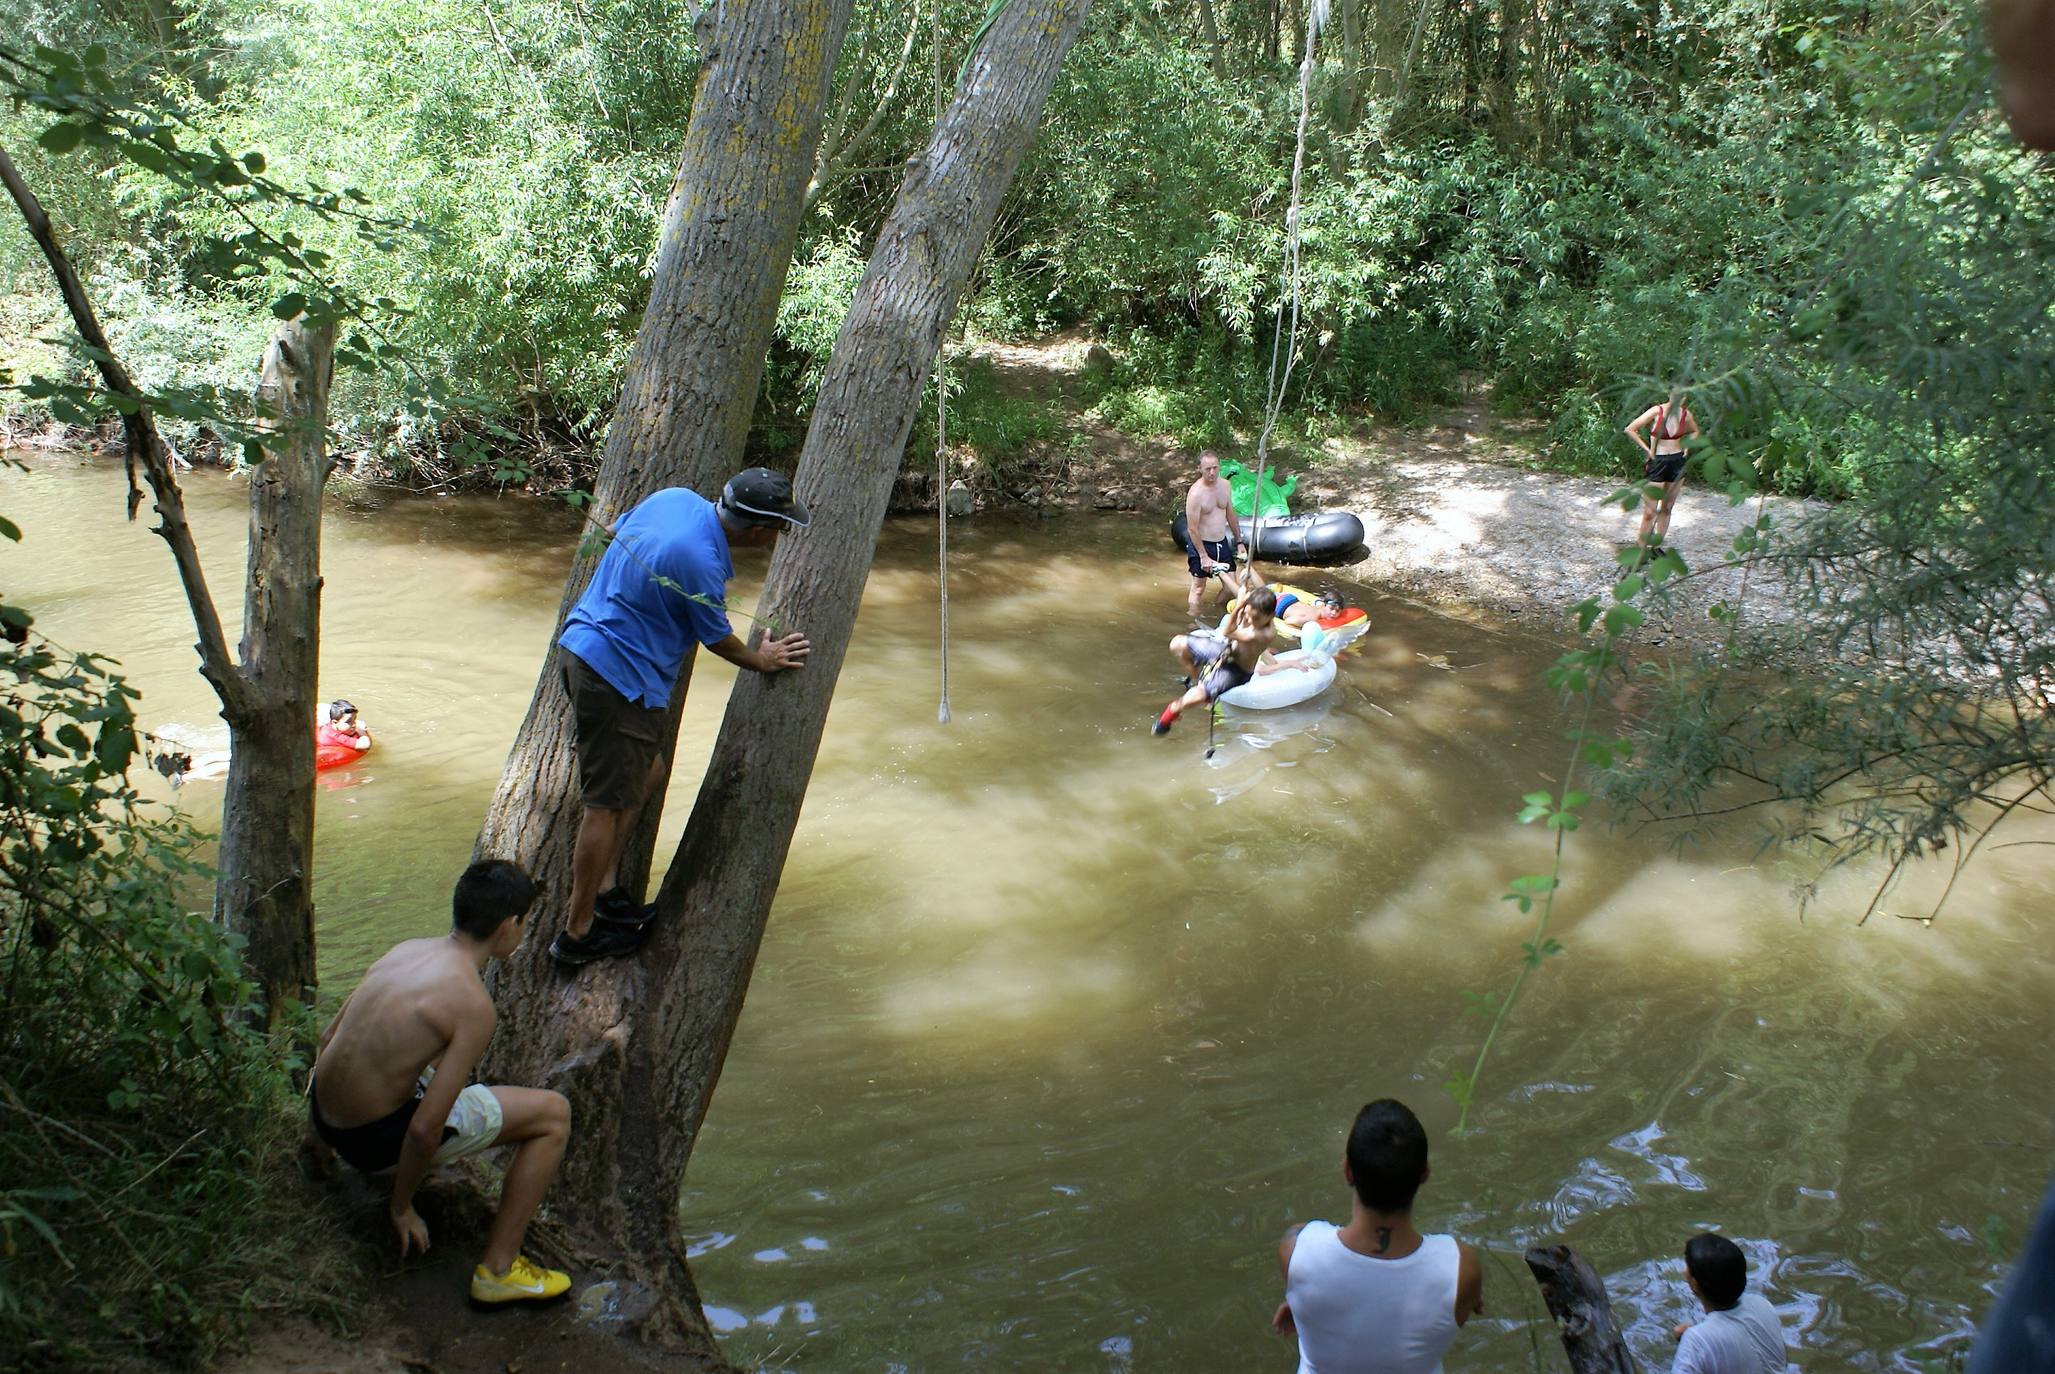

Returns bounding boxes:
[959,335,1815,648]
[205,1172,707,1374]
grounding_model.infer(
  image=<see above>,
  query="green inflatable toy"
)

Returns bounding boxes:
[1218,459,1297,519]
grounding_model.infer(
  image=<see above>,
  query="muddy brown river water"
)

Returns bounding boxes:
[5,452,2051,1371]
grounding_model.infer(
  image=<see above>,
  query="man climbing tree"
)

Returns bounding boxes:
[473,0,1094,1349]
[547,468,813,967]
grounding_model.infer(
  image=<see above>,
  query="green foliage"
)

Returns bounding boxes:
[939,357,1064,460]
[0,0,2041,503]
[1086,326,1263,448]
[0,584,339,1366]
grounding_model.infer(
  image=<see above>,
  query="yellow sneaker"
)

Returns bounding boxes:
[469,1255,571,1305]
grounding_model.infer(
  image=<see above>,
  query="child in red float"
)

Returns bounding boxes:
[316,699,373,768]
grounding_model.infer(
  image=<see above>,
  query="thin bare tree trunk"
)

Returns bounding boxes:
[1198,0,1228,77]
[475,0,1089,1347]
[1392,0,1434,106]
[806,0,922,210]
[216,319,335,1025]
[470,0,856,1350]
[1338,0,1363,129]
[0,141,330,1021]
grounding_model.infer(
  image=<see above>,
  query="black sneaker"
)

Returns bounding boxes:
[549,921,646,967]
[595,887,658,929]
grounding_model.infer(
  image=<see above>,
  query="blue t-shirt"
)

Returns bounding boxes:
[559,488,734,708]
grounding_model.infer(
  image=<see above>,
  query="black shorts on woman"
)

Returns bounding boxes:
[1643,450,1688,485]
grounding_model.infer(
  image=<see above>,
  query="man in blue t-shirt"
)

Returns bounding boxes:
[548,467,813,966]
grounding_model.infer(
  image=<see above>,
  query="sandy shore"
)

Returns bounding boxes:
[968,335,1815,651]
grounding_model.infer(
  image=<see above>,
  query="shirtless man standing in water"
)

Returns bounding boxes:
[1183,451,1247,620]
[310,860,574,1305]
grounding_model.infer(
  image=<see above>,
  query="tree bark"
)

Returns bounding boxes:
[470,0,856,1351]
[215,319,335,1025]
[650,0,1089,1292]
[472,0,856,971]
[1524,1244,1639,1374]
[476,0,1089,1348]
[1338,0,1364,131]
[1198,0,1228,77]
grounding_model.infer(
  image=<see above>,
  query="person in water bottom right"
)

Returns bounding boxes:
[1672,1232,1790,1374]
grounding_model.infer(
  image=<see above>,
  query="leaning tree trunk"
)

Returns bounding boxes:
[471,2,857,991]
[215,319,335,1025]
[478,0,1090,1347]
[0,143,330,1022]
[471,0,854,1351]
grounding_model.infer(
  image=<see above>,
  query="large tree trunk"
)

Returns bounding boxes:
[214,319,334,1024]
[472,0,858,981]
[648,0,1090,1303]
[477,0,1089,1348]
[470,0,856,1352]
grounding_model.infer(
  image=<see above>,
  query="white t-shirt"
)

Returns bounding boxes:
[1674,1292,1788,1374]
[1286,1221,1461,1374]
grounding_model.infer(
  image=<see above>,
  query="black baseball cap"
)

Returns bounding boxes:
[719,467,812,530]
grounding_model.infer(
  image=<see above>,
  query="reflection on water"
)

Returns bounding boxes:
[5,453,2051,1372]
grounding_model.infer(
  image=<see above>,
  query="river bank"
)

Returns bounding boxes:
[11,331,1813,659]
[943,334,1817,653]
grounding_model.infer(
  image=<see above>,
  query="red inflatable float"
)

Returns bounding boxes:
[316,739,368,770]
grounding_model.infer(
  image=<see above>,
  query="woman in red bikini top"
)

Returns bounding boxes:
[1625,397,1700,555]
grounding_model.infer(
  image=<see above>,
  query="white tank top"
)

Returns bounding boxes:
[1286,1222,1461,1374]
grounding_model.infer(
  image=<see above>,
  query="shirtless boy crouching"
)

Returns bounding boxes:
[310,859,574,1305]
[1153,586,1292,735]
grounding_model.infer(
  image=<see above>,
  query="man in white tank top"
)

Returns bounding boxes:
[1272,1099,1484,1374]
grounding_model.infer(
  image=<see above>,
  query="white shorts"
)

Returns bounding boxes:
[370,1066,503,1171]
[430,1083,506,1165]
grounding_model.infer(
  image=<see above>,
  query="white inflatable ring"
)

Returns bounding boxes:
[1218,648,1335,709]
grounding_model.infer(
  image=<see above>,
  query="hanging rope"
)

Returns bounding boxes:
[1249,0,1328,568]
[933,0,954,726]
[936,346,954,725]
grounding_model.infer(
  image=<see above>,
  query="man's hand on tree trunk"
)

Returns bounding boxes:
[755,630,810,672]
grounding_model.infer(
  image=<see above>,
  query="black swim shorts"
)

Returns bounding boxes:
[309,1074,430,1174]
[1187,630,1255,700]
[1642,451,1688,485]
[560,648,667,810]
[1187,537,1234,580]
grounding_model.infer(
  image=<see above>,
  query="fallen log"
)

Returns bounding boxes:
[1525,1244,1638,1373]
